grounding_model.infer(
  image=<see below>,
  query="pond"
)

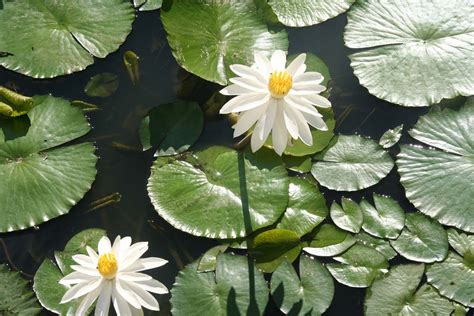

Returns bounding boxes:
[0,1,472,316]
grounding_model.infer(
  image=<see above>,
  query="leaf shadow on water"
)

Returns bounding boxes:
[237,152,261,316]
[273,283,307,316]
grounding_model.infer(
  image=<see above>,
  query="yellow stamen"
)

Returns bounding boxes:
[98,253,118,279]
[268,71,293,98]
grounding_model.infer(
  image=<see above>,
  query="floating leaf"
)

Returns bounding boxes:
[123,50,140,85]
[197,245,228,273]
[148,147,289,239]
[0,265,41,315]
[327,243,388,288]
[282,155,312,173]
[447,229,474,257]
[249,228,301,273]
[390,213,448,263]
[330,197,363,233]
[271,255,334,315]
[171,254,268,315]
[161,0,288,85]
[139,100,204,155]
[311,135,394,191]
[397,100,474,232]
[360,194,405,239]
[344,0,474,107]
[0,96,97,232]
[268,0,355,27]
[84,73,119,98]
[304,224,356,257]
[356,231,397,260]
[379,124,403,149]
[277,177,328,237]
[365,264,457,315]
[0,0,134,78]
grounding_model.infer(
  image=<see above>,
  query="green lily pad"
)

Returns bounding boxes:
[0,265,42,315]
[311,135,394,191]
[171,254,269,316]
[160,0,288,85]
[397,100,474,232]
[330,197,363,233]
[277,177,328,237]
[379,124,403,149]
[0,0,134,78]
[447,229,474,257]
[84,73,119,98]
[360,194,405,239]
[271,255,334,315]
[327,243,388,288]
[249,228,301,273]
[390,212,448,263]
[0,96,97,232]
[344,0,474,107]
[148,147,289,239]
[427,251,474,307]
[139,101,204,156]
[304,224,356,257]
[365,264,457,315]
[356,231,397,260]
[268,0,355,27]
[282,155,312,173]
[197,245,228,273]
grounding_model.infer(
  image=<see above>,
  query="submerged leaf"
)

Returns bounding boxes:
[379,124,403,149]
[84,73,119,97]
[0,265,41,315]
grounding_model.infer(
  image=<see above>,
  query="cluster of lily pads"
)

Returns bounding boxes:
[0,0,473,315]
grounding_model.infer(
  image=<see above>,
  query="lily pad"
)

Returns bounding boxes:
[249,228,301,273]
[360,194,405,239]
[0,0,134,78]
[268,0,355,27]
[148,147,289,239]
[277,177,328,237]
[447,229,474,257]
[397,100,474,232]
[365,264,457,315]
[271,255,334,315]
[139,101,204,155]
[379,124,403,149]
[0,96,97,232]
[171,254,269,316]
[282,155,312,173]
[160,0,288,85]
[197,245,228,273]
[330,197,363,233]
[304,224,356,257]
[356,231,397,260]
[344,0,474,107]
[311,135,394,191]
[390,212,448,263]
[84,73,119,98]
[0,265,41,315]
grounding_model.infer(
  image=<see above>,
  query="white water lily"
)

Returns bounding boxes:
[59,236,168,316]
[220,50,332,155]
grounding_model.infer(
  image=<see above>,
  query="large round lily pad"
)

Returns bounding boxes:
[268,0,355,27]
[397,100,474,232]
[148,147,289,239]
[0,96,97,232]
[311,135,394,191]
[0,265,41,315]
[171,254,268,316]
[161,0,288,85]
[0,0,134,78]
[344,0,474,107]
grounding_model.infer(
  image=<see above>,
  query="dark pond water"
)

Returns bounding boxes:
[0,10,430,316]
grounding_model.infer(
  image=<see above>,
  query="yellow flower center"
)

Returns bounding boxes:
[98,253,118,279]
[268,71,293,98]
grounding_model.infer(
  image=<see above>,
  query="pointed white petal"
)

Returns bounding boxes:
[123,257,168,273]
[220,84,254,96]
[250,99,276,152]
[229,77,267,92]
[230,94,270,113]
[293,64,306,77]
[293,71,324,84]
[284,96,322,118]
[122,281,160,311]
[76,287,100,316]
[118,272,152,282]
[72,254,96,268]
[254,52,272,75]
[61,278,103,303]
[303,94,332,108]
[130,306,144,316]
[288,106,312,146]
[71,265,100,277]
[134,279,169,294]
[232,103,268,137]
[86,246,99,261]
[219,94,259,114]
[303,112,328,131]
[59,271,95,286]
[271,50,287,71]
[115,279,141,309]
[112,286,131,316]
[119,242,149,270]
[292,82,326,93]
[271,106,288,156]
[286,53,306,76]
[98,237,112,256]
[94,281,112,316]
[283,106,299,140]
[230,64,267,83]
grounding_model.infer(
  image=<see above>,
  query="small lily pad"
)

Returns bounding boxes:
[447,229,474,257]
[0,265,41,315]
[330,197,363,233]
[379,124,403,149]
[84,73,119,98]
[304,224,356,257]
[360,194,405,239]
[356,231,397,260]
[197,245,228,273]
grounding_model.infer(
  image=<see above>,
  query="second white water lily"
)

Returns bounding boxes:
[220,50,332,155]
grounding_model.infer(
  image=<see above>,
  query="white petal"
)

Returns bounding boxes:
[112,286,131,316]
[115,279,142,309]
[61,278,103,303]
[230,64,267,83]
[271,50,287,71]
[250,99,276,152]
[130,306,144,316]
[98,237,112,256]
[303,94,332,108]
[303,112,328,131]
[135,279,169,294]
[283,106,299,140]
[286,53,306,76]
[220,84,254,96]
[86,246,99,261]
[254,52,272,76]
[119,242,149,270]
[112,236,122,254]
[59,271,95,286]
[293,71,324,84]
[284,95,323,117]
[271,106,288,156]
[72,254,96,268]
[229,77,267,92]
[292,82,326,94]
[122,281,160,311]
[76,287,101,316]
[232,103,268,138]
[293,64,306,77]
[230,94,270,113]
[123,257,168,273]
[71,265,100,277]
[94,281,112,316]
[118,272,152,282]
[117,237,132,262]
[287,106,312,146]
[219,93,262,114]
